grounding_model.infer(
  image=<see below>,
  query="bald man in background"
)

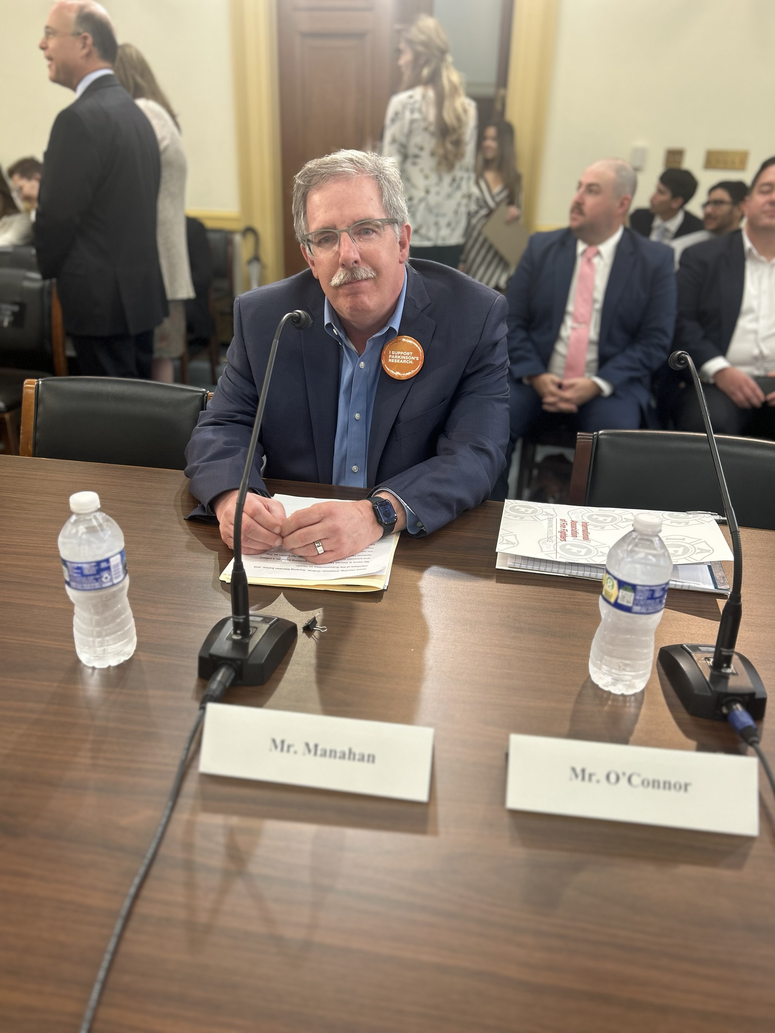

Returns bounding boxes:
[35,1,166,378]
[493,159,676,497]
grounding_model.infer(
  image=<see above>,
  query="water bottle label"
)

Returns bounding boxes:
[61,549,127,591]
[601,570,669,614]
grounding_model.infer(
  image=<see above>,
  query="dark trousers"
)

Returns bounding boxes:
[677,382,775,439]
[492,380,643,500]
[410,244,464,268]
[71,330,154,379]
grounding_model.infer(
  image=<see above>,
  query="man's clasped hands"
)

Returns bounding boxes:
[213,490,403,565]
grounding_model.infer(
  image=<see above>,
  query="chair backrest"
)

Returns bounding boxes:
[0,268,52,366]
[569,429,775,530]
[20,377,209,469]
[0,246,40,272]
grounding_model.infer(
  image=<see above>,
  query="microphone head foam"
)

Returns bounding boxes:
[290,310,312,329]
[669,350,689,371]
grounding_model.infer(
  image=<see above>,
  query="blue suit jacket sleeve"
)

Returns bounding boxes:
[184,296,273,516]
[596,243,676,389]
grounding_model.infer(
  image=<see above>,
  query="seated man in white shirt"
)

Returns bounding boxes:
[498,160,677,499]
[675,157,775,438]
[670,179,748,269]
[630,168,704,243]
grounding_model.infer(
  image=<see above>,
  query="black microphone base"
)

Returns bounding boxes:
[198,614,297,686]
[658,643,767,721]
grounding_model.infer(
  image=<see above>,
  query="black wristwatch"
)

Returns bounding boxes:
[369,496,398,537]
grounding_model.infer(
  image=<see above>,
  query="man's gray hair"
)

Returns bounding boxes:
[597,159,638,205]
[292,150,410,243]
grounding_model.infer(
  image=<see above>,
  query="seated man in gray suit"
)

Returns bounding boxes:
[185,150,509,563]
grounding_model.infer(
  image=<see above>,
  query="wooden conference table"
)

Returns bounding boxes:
[1,454,774,1033]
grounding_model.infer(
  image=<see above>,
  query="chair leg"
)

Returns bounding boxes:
[209,335,220,385]
[1,410,20,455]
[516,438,537,499]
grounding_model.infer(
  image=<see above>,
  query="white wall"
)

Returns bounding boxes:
[1,0,240,213]
[538,0,775,226]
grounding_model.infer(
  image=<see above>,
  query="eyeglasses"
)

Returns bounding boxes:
[702,200,734,209]
[304,218,399,254]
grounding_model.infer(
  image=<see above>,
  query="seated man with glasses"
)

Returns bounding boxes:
[185,149,509,563]
[669,179,748,269]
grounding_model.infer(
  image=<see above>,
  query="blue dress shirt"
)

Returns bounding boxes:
[324,270,422,533]
[326,270,408,487]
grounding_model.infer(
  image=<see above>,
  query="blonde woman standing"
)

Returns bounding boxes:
[382,15,476,268]
[114,44,194,382]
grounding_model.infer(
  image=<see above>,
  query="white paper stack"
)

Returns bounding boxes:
[496,501,732,594]
[220,494,399,593]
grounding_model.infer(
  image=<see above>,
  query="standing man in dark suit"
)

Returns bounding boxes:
[35,1,166,378]
[185,150,508,563]
[630,168,704,243]
[499,159,676,496]
[674,157,775,438]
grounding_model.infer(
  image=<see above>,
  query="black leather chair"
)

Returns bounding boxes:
[20,377,209,469]
[0,268,66,453]
[568,429,775,530]
[205,227,235,354]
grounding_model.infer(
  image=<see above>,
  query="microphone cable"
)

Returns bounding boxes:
[79,663,237,1033]
[725,701,775,799]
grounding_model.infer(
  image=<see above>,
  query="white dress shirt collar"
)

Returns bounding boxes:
[742,227,775,265]
[75,68,114,99]
[575,224,624,262]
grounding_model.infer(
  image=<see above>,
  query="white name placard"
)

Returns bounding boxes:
[506,734,758,836]
[200,704,434,803]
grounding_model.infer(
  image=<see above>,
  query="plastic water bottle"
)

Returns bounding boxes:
[588,512,673,695]
[58,491,137,668]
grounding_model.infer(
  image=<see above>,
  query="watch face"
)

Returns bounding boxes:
[372,497,396,527]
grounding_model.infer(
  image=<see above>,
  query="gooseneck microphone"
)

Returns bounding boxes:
[657,350,766,720]
[198,309,313,685]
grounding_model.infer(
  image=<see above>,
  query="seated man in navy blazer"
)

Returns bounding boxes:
[500,159,676,496]
[185,150,509,563]
[674,156,775,438]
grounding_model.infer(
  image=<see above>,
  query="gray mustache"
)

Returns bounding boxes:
[330,266,377,287]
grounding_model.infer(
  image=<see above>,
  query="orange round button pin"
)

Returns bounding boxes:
[381,335,424,380]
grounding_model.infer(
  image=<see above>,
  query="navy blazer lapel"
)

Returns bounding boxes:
[367,264,434,484]
[551,231,577,343]
[720,231,745,352]
[599,229,634,349]
[301,287,339,484]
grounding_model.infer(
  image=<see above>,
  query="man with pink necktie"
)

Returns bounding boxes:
[494,159,676,499]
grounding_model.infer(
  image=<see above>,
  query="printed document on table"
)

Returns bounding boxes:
[219,494,400,592]
[495,501,732,594]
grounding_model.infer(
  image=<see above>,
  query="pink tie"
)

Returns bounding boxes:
[563,246,599,380]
